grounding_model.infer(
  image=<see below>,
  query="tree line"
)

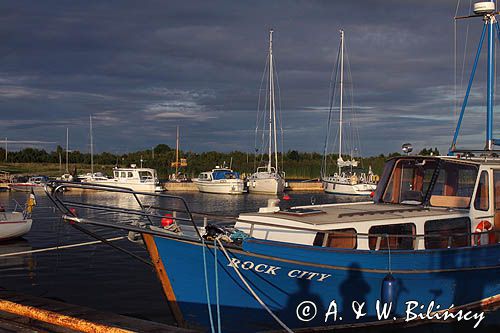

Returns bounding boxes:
[0,145,440,180]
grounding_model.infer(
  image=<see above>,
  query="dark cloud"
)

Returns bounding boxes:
[0,0,495,155]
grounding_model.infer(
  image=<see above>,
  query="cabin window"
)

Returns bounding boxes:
[313,233,325,247]
[492,171,500,243]
[325,228,357,249]
[382,159,438,204]
[429,162,477,208]
[114,171,119,178]
[127,172,134,178]
[474,171,489,211]
[120,172,126,178]
[368,223,415,250]
[424,217,470,249]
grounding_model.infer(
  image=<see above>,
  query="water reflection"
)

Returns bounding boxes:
[0,189,367,324]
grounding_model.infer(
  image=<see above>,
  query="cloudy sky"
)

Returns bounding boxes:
[0,1,497,155]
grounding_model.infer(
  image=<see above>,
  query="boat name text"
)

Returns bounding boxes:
[228,258,331,282]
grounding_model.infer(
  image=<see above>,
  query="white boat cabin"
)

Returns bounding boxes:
[112,167,158,184]
[197,168,241,181]
[236,155,500,250]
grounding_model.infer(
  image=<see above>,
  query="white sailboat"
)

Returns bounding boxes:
[321,30,377,196]
[247,29,286,195]
[58,128,74,181]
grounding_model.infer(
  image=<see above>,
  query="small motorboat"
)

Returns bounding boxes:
[9,176,48,192]
[193,166,245,194]
[0,193,36,241]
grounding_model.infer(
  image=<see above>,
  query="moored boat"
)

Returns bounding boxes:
[193,166,245,194]
[9,176,48,192]
[81,166,162,193]
[321,30,377,196]
[0,193,36,241]
[247,29,286,195]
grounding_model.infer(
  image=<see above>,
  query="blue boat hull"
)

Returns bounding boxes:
[153,236,500,332]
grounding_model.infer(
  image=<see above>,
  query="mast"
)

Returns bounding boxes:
[65,127,69,173]
[268,29,274,173]
[90,115,94,175]
[486,2,494,150]
[449,1,498,153]
[338,29,344,174]
[175,125,179,175]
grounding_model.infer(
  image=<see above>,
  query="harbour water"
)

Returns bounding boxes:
[0,190,354,325]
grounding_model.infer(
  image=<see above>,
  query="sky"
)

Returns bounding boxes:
[0,0,498,156]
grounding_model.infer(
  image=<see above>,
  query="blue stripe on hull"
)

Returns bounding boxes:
[153,236,500,332]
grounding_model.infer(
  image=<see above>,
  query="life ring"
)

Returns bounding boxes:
[161,213,174,227]
[474,220,495,245]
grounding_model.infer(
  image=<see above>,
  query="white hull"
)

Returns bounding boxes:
[194,179,245,194]
[0,212,32,241]
[247,174,285,194]
[82,179,161,193]
[323,180,376,196]
[9,184,45,192]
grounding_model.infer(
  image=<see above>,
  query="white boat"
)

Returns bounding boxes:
[194,166,245,194]
[247,167,285,194]
[81,166,163,192]
[0,194,36,241]
[248,30,286,194]
[0,211,32,241]
[321,30,377,196]
[9,176,48,192]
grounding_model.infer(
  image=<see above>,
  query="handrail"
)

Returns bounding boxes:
[45,181,202,241]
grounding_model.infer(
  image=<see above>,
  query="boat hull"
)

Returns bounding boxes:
[247,176,285,194]
[150,235,500,332]
[81,180,160,193]
[8,184,44,193]
[323,180,376,196]
[194,180,245,194]
[0,212,32,241]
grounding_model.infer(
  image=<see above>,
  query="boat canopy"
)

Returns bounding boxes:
[374,156,478,208]
[212,170,240,180]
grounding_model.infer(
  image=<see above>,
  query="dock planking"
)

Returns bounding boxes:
[0,289,199,333]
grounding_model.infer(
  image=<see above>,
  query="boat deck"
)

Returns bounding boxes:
[239,203,461,226]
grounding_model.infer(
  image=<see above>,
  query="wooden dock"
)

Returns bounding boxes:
[0,289,198,333]
[163,181,323,192]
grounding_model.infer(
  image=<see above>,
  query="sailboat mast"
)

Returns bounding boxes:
[338,29,344,174]
[268,29,274,173]
[65,127,69,173]
[271,31,279,172]
[90,115,94,175]
[175,125,179,175]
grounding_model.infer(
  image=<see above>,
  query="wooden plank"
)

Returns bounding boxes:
[142,233,187,328]
[0,290,197,333]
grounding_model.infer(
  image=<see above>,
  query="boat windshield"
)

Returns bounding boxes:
[380,158,478,208]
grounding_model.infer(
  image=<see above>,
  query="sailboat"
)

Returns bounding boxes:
[58,128,74,181]
[321,30,377,196]
[247,29,286,195]
[169,126,188,182]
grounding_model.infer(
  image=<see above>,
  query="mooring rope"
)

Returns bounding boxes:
[214,239,222,333]
[0,236,125,257]
[202,237,216,333]
[215,238,294,333]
